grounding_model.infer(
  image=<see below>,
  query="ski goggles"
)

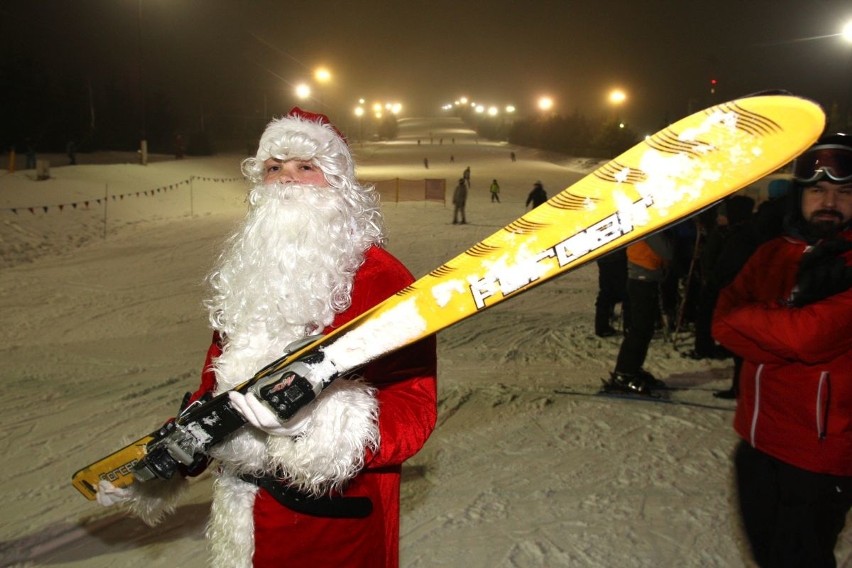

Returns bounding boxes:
[792,144,852,184]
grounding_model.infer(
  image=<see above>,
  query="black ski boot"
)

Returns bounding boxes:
[604,371,655,395]
[637,368,667,390]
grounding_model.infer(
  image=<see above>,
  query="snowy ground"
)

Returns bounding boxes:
[1,116,849,567]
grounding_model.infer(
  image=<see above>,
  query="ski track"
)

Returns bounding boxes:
[403,379,747,567]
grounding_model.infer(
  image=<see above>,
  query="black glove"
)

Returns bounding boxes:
[790,240,852,307]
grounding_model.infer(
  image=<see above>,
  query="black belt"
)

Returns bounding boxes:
[241,474,373,519]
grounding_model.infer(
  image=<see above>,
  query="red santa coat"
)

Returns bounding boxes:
[712,230,852,476]
[193,246,438,567]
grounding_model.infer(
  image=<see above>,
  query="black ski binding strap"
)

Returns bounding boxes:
[250,350,326,421]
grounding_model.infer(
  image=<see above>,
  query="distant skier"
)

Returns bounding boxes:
[66,140,77,165]
[489,179,501,203]
[452,177,468,224]
[525,180,547,209]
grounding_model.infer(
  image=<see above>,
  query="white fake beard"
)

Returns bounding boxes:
[205,182,373,392]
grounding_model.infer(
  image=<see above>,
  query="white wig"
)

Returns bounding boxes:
[241,107,355,189]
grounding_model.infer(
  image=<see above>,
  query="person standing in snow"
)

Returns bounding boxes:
[66,140,77,165]
[489,179,501,203]
[689,195,759,399]
[95,107,438,568]
[525,180,547,209]
[712,133,852,568]
[608,232,672,392]
[24,138,36,169]
[593,248,628,338]
[452,177,468,224]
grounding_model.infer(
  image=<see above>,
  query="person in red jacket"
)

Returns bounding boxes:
[96,108,438,568]
[712,133,852,568]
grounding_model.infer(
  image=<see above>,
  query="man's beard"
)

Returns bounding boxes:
[205,181,379,390]
[805,209,847,239]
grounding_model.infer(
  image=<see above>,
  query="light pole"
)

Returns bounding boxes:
[295,83,311,104]
[843,20,852,42]
[608,88,627,123]
[354,105,365,141]
[842,20,852,130]
[136,0,147,165]
[314,67,332,110]
[608,89,626,106]
[537,96,554,115]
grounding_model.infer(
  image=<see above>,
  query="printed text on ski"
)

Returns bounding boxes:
[469,194,651,309]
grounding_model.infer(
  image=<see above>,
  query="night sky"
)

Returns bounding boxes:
[2,0,851,148]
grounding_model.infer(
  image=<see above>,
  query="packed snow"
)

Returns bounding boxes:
[1,116,849,567]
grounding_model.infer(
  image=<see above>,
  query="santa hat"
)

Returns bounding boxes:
[242,107,354,185]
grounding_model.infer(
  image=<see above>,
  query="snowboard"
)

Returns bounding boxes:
[72,93,824,500]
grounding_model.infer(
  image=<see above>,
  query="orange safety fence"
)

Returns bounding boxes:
[364,178,446,205]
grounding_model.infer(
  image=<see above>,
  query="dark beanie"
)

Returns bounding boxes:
[725,195,755,225]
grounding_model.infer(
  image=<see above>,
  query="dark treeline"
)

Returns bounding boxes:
[0,57,404,157]
[0,59,251,157]
[3,55,642,160]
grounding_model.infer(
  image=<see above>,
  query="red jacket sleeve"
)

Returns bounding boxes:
[713,238,852,365]
[356,337,437,468]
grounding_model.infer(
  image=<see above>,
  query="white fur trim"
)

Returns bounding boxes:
[266,378,379,495]
[208,424,269,475]
[123,474,189,527]
[257,115,346,161]
[208,470,258,568]
[242,114,355,185]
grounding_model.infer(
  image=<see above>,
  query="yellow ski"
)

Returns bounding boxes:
[73,93,825,500]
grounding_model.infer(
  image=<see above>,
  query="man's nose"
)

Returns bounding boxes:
[822,189,836,208]
[277,167,296,183]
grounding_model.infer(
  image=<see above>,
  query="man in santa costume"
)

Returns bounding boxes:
[97,107,438,567]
